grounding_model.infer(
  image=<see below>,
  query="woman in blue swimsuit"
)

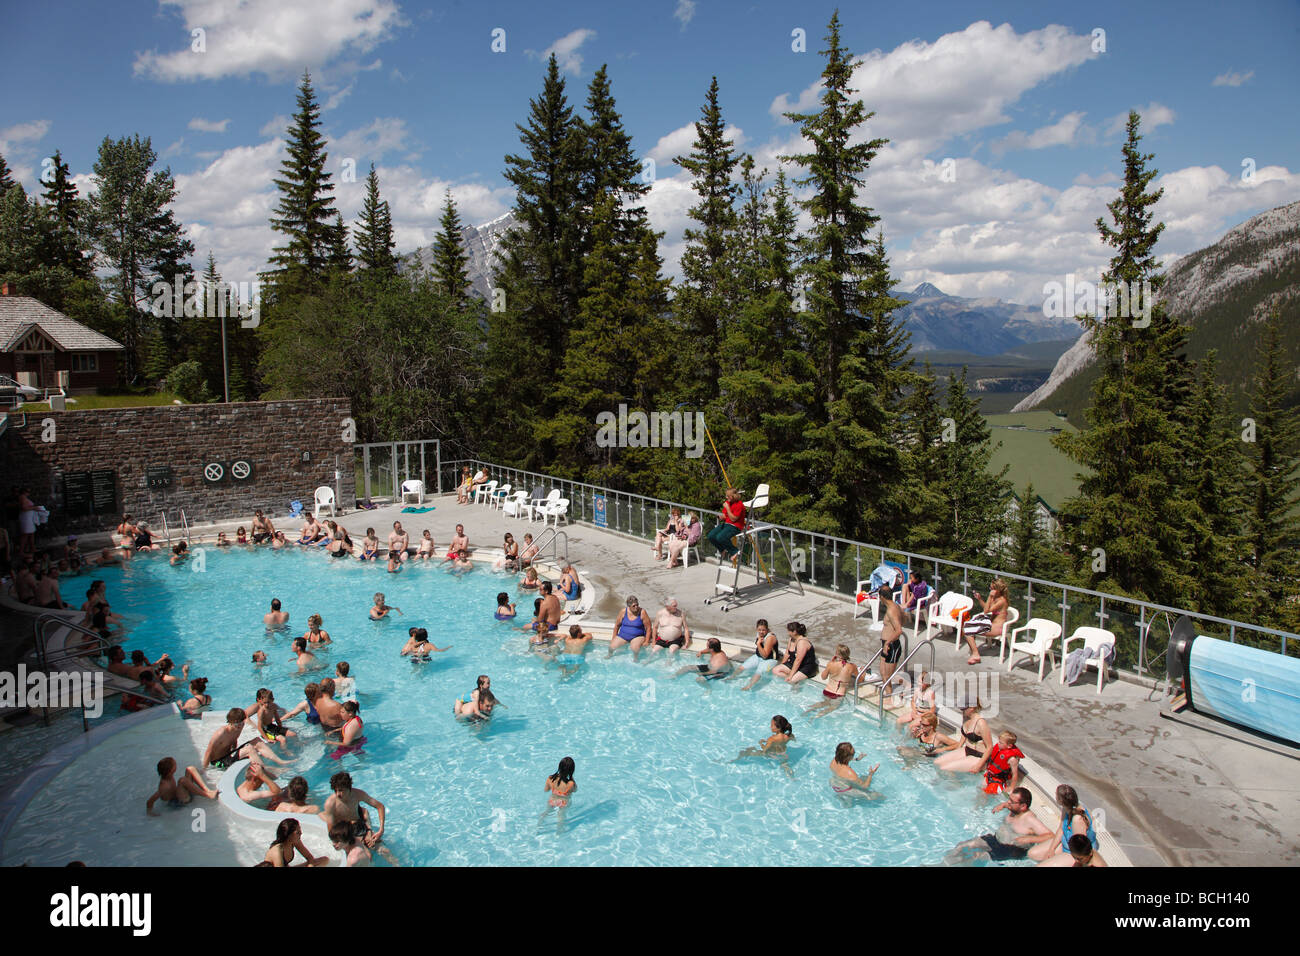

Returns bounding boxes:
[607,595,652,660]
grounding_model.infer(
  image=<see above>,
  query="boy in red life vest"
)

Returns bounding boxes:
[977,730,1024,794]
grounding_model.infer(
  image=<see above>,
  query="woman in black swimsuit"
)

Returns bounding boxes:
[771,622,818,686]
[935,703,992,773]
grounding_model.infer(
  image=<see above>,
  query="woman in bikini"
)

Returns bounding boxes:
[897,712,959,764]
[805,643,859,718]
[962,578,1010,665]
[304,613,332,645]
[401,627,452,660]
[729,715,795,777]
[264,818,328,867]
[541,756,577,823]
[935,703,993,773]
[829,742,880,798]
[180,677,211,718]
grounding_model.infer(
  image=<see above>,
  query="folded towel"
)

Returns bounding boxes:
[400,506,437,514]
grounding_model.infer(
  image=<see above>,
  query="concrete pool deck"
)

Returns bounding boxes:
[322,494,1297,868]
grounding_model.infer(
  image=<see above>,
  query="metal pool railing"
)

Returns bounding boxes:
[435,458,1298,677]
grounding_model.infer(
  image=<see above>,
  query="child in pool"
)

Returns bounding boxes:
[251,650,268,666]
[541,756,577,827]
[291,637,322,674]
[730,715,795,777]
[519,567,540,591]
[361,528,379,561]
[146,756,218,814]
[400,626,452,659]
[494,592,517,620]
[333,661,356,700]
[236,527,249,545]
[370,592,401,620]
[416,530,435,561]
[556,625,592,677]
[386,551,402,574]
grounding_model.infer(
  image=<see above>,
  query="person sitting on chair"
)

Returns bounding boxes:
[962,578,1010,665]
[706,489,746,567]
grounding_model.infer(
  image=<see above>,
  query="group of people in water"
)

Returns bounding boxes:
[17,494,1100,868]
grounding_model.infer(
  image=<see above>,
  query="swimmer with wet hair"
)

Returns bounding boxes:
[370,592,401,620]
[146,756,218,814]
[728,716,795,777]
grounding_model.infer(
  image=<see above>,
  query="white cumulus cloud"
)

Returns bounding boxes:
[674,0,697,29]
[133,0,405,82]
[992,111,1091,155]
[187,117,229,133]
[527,28,597,76]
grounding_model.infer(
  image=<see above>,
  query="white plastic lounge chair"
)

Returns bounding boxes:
[313,486,336,518]
[400,479,424,505]
[490,483,512,509]
[540,497,569,527]
[908,584,936,640]
[501,491,529,518]
[1059,626,1117,694]
[1003,617,1063,680]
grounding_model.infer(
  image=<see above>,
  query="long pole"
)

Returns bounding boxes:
[702,421,773,586]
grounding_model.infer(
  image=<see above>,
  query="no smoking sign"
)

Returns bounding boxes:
[202,459,255,484]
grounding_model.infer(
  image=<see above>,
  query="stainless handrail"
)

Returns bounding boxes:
[161,511,171,547]
[851,646,886,706]
[531,527,569,566]
[34,613,113,668]
[180,509,190,543]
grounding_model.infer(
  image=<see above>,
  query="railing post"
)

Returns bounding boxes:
[1137,606,1147,676]
[1025,581,1035,616]
[1060,587,1071,641]
[831,543,840,592]
[1097,596,1108,625]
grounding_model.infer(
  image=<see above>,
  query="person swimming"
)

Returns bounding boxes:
[557,625,593,678]
[729,715,795,778]
[494,592,517,620]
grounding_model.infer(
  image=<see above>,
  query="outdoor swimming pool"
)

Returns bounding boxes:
[17,548,1022,865]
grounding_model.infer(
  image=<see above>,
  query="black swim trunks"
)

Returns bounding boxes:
[980,833,1028,861]
[882,638,902,665]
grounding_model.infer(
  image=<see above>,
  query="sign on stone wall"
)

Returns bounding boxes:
[62,470,117,515]
[146,466,172,489]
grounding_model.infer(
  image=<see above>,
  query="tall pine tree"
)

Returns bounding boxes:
[267,72,339,295]
[430,190,471,306]
[1053,111,1195,602]
[674,77,740,408]
[1243,312,1300,630]
[354,163,396,277]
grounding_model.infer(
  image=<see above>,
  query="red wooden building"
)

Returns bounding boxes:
[0,286,123,393]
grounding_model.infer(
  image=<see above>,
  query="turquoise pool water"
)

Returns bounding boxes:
[79,549,1013,865]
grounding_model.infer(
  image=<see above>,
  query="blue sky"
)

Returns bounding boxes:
[2,0,1297,303]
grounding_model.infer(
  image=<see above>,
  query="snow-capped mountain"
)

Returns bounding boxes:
[405,211,517,301]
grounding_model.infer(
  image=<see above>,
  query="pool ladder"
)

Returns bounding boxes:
[531,526,568,565]
[851,637,938,723]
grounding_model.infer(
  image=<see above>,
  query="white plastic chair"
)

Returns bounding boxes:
[925,591,974,642]
[501,491,529,518]
[473,480,498,506]
[1003,617,1063,680]
[489,483,512,509]
[540,497,569,527]
[400,479,425,505]
[528,489,560,523]
[1059,626,1117,694]
[744,483,770,513]
[313,486,336,517]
